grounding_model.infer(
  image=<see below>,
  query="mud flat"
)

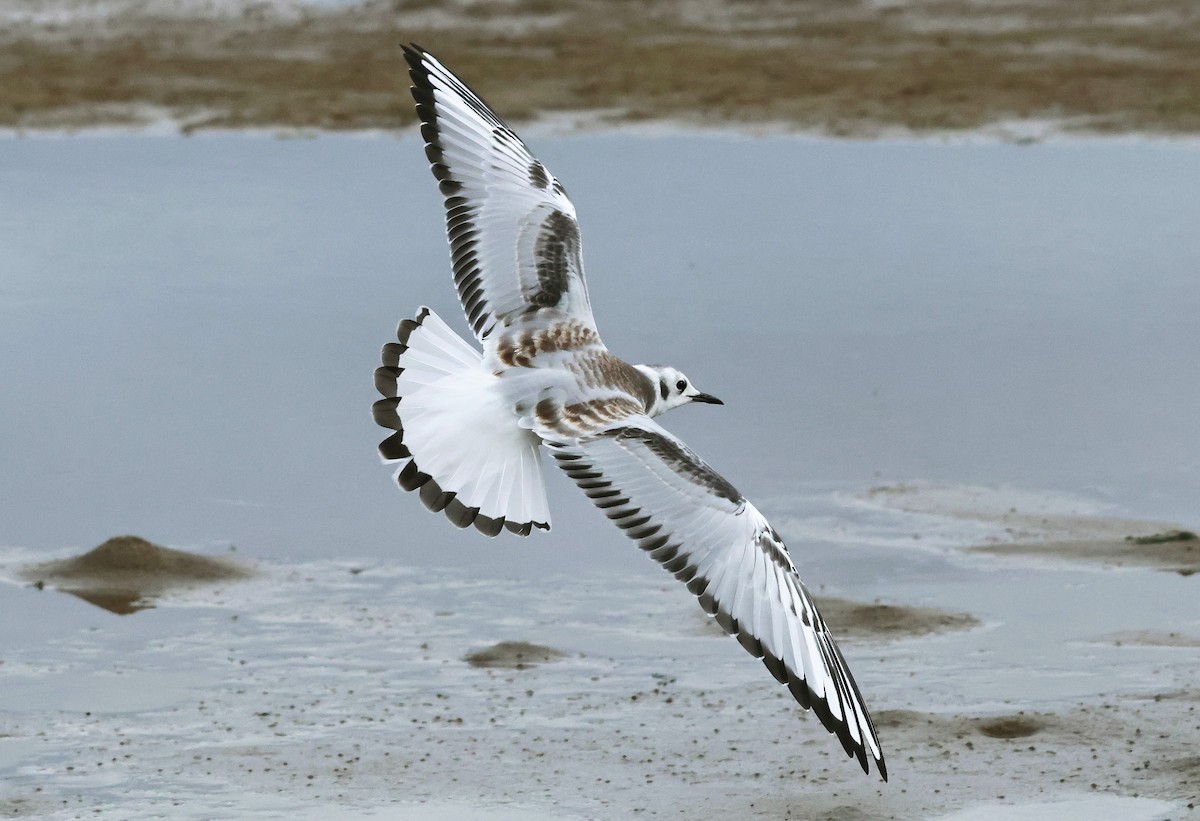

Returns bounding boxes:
[868,483,1200,575]
[974,532,1200,576]
[686,595,979,644]
[813,597,979,641]
[0,552,1197,819]
[464,640,566,669]
[862,697,1200,818]
[3,0,1200,135]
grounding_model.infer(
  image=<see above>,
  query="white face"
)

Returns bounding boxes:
[638,365,724,417]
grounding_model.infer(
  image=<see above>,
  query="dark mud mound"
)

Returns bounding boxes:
[23,535,251,614]
[464,641,566,670]
[976,532,1200,576]
[815,597,980,640]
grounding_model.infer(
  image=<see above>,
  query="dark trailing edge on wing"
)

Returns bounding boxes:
[543,434,887,781]
[403,43,502,340]
[402,43,587,338]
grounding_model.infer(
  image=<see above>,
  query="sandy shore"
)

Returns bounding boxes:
[3,0,1200,136]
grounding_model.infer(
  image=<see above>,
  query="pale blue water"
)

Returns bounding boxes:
[2,134,1197,576]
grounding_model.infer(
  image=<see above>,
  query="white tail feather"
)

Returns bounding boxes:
[373,307,551,536]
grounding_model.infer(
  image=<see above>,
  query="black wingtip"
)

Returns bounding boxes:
[401,43,430,94]
[400,42,425,62]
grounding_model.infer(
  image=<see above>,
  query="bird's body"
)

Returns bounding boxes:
[492,310,650,431]
[374,44,888,780]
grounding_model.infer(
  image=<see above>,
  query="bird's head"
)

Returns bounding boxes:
[635,365,723,418]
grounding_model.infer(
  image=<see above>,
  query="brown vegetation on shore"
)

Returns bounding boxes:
[3,0,1200,135]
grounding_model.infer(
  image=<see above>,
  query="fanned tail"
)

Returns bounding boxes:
[373,307,551,536]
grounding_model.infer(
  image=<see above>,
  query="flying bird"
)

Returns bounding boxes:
[374,44,887,780]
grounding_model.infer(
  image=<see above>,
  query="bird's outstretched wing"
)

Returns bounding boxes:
[402,44,596,342]
[542,415,887,780]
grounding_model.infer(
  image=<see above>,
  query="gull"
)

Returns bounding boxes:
[373,44,887,780]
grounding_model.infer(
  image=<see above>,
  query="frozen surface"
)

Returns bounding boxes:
[1,133,1198,818]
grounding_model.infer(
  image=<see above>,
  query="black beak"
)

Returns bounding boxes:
[692,393,724,405]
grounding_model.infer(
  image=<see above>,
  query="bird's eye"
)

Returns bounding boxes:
[676,380,687,392]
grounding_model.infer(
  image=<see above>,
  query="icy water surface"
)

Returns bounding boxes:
[1,133,1199,818]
